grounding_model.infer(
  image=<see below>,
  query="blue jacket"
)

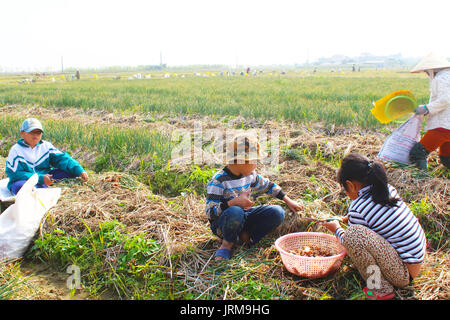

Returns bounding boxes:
[5,139,85,191]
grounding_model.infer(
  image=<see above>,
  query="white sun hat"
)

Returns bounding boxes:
[410,52,450,73]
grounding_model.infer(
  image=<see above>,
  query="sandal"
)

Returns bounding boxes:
[214,248,232,260]
[363,287,395,300]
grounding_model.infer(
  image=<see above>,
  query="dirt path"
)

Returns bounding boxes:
[19,260,93,300]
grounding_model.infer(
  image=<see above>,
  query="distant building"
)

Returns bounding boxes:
[313,53,411,68]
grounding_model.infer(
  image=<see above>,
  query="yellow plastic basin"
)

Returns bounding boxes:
[371,90,417,124]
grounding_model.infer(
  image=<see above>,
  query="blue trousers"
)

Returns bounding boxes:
[210,205,285,244]
[10,169,77,195]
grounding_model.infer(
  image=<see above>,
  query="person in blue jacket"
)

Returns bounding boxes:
[5,118,89,195]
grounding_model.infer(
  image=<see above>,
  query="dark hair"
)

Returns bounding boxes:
[337,153,399,207]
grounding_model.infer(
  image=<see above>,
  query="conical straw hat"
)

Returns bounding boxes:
[411,52,450,73]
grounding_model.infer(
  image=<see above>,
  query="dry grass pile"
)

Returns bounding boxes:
[406,249,449,300]
[41,173,211,250]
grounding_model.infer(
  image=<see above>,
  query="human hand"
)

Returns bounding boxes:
[342,216,349,224]
[43,174,54,186]
[283,196,304,213]
[80,172,89,182]
[229,192,254,210]
[322,220,341,233]
[414,105,429,115]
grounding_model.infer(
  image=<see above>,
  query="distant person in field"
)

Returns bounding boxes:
[409,52,450,171]
[323,153,426,300]
[75,69,80,80]
[205,134,304,260]
[5,118,88,195]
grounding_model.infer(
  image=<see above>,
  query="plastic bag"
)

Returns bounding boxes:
[0,174,61,259]
[378,114,423,164]
[0,178,14,203]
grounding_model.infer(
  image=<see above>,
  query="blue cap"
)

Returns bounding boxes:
[20,118,44,133]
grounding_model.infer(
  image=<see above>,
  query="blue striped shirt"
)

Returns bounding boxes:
[335,185,427,264]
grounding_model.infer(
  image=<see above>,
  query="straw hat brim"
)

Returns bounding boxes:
[225,133,268,164]
[411,52,450,73]
[225,148,268,164]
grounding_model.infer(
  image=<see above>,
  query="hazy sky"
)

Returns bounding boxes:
[1,0,449,71]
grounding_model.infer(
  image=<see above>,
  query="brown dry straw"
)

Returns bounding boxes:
[1,118,448,299]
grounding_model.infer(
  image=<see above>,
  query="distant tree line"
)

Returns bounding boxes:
[63,64,169,74]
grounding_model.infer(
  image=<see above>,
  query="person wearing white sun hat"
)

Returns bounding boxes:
[409,52,450,171]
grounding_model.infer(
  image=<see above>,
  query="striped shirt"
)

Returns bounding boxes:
[205,167,285,221]
[335,185,426,264]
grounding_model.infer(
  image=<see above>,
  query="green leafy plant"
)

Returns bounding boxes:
[409,197,444,249]
[146,163,216,197]
[409,197,433,217]
[283,148,307,164]
[27,220,185,299]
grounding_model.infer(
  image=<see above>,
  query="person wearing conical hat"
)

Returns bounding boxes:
[409,52,450,171]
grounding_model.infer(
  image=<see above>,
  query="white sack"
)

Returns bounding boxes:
[0,174,61,259]
[378,114,423,164]
[0,178,14,202]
